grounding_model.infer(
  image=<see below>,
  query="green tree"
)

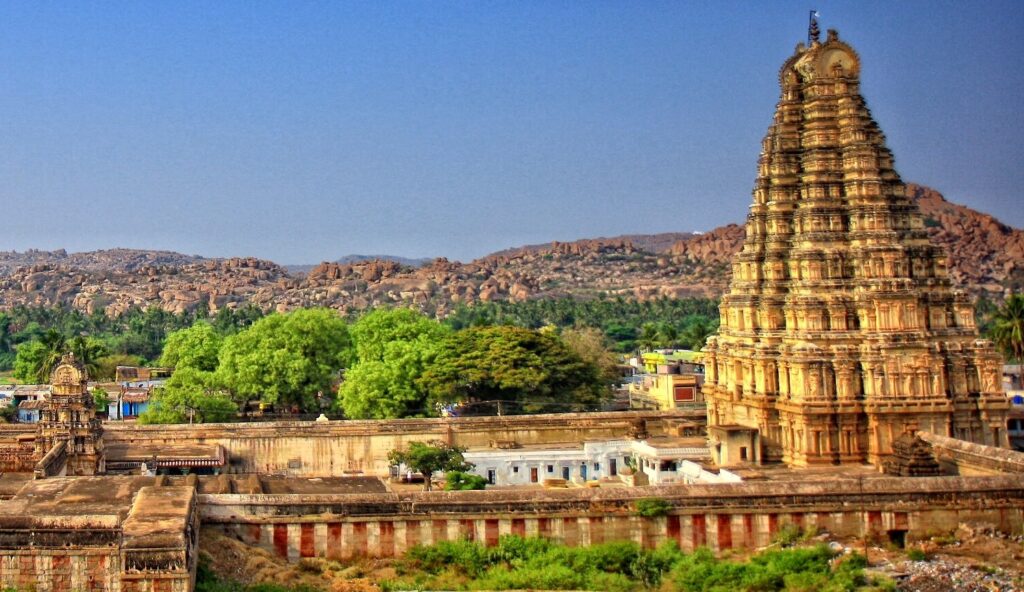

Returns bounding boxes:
[92,386,111,413]
[637,323,659,352]
[657,323,679,348]
[680,315,718,350]
[561,327,621,393]
[216,308,352,411]
[419,325,608,414]
[12,340,49,383]
[138,368,237,424]
[68,335,108,378]
[159,321,223,372]
[339,308,450,419]
[388,440,472,491]
[991,294,1024,362]
[94,353,146,382]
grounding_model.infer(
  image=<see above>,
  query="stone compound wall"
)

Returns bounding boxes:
[200,475,1024,561]
[105,411,687,476]
[0,551,191,592]
[0,549,121,592]
[0,484,197,592]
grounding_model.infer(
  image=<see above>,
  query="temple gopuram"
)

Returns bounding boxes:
[702,26,1010,467]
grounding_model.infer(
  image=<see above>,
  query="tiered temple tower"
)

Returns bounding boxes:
[34,353,104,475]
[702,27,1009,467]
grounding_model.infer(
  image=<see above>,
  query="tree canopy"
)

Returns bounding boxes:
[388,440,473,491]
[418,325,609,415]
[159,321,223,372]
[991,294,1024,362]
[216,308,352,410]
[139,367,237,424]
[338,308,450,419]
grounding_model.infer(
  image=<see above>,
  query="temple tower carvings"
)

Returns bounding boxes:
[702,29,1009,467]
[34,353,105,475]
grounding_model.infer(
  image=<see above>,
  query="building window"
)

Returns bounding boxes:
[594,463,600,472]
[512,466,519,473]
[740,447,748,461]
[610,458,618,476]
[674,386,695,402]
[547,465,554,473]
[487,469,496,484]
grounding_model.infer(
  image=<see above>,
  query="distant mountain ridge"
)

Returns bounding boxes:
[0,183,1019,316]
[286,254,433,275]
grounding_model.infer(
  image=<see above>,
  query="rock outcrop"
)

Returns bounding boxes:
[0,184,1019,316]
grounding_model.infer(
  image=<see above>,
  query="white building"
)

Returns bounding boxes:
[462,436,714,487]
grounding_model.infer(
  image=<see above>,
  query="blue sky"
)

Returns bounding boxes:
[1,1,1022,263]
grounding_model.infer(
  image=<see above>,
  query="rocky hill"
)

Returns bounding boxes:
[0,184,1019,316]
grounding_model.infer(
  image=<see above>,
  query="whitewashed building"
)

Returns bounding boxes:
[462,437,713,487]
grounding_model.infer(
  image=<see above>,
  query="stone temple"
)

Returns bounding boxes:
[703,28,1010,467]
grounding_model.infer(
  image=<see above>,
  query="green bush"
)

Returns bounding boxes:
[634,497,672,518]
[405,538,490,577]
[389,536,868,592]
[906,547,929,561]
[444,470,488,491]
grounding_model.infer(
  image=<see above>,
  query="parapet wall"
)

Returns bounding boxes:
[919,431,1024,475]
[201,475,1024,560]
[105,411,689,476]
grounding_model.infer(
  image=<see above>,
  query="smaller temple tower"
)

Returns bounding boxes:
[34,353,105,475]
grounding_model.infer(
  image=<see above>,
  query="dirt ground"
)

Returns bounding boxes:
[871,523,1024,592]
[199,530,389,592]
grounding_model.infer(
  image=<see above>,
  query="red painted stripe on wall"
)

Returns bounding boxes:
[353,522,368,557]
[433,520,448,542]
[692,515,707,548]
[328,523,343,559]
[460,519,475,541]
[405,520,421,550]
[300,524,315,558]
[667,514,681,545]
[379,521,395,558]
[511,518,526,538]
[485,519,500,547]
[273,524,289,558]
[717,515,732,549]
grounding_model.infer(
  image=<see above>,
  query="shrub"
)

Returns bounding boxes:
[634,497,672,518]
[906,547,929,561]
[405,539,489,577]
[444,470,488,491]
[489,534,553,565]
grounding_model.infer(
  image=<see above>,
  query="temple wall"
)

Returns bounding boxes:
[200,475,1024,560]
[104,411,688,476]
[0,548,121,592]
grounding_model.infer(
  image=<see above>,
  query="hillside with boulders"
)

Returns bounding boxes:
[0,184,1020,316]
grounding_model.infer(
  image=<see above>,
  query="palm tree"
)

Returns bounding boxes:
[991,295,1024,362]
[68,336,108,379]
[658,323,679,349]
[681,317,718,351]
[637,323,659,352]
[36,329,67,382]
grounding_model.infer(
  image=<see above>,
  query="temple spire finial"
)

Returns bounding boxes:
[808,10,820,45]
